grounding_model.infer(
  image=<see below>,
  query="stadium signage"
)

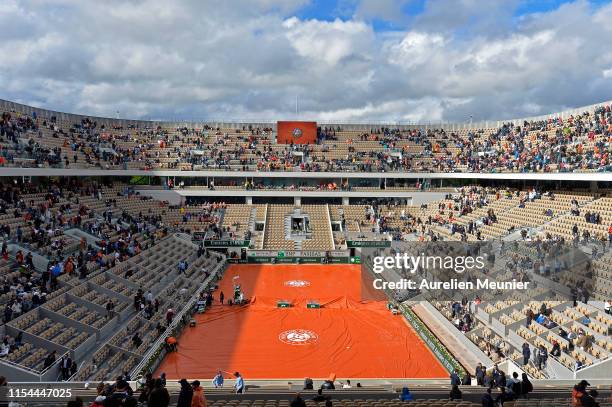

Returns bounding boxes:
[204,240,250,247]
[346,240,391,248]
[249,256,327,264]
[247,250,327,257]
[281,250,325,257]
[239,250,353,264]
[227,258,248,264]
[277,121,317,144]
[401,305,465,375]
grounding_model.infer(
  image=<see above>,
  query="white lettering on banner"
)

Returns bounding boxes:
[247,250,330,257]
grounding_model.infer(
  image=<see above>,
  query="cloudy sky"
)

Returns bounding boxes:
[0,0,611,123]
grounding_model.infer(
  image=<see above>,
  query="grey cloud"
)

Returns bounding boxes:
[0,0,610,123]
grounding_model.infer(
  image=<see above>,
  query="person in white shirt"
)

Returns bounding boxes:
[342,380,352,389]
[0,340,10,356]
[11,301,22,316]
[234,372,244,393]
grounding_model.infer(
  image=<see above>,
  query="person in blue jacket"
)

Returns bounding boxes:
[399,386,414,401]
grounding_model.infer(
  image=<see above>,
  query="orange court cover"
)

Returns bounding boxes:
[277,121,317,144]
[156,264,447,380]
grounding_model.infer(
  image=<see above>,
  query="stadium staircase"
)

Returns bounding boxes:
[64,228,101,248]
[248,206,257,234]
[7,243,50,273]
[284,213,293,240]
[325,204,335,250]
[218,208,227,232]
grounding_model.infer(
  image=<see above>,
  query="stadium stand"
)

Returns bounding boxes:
[1,99,610,173]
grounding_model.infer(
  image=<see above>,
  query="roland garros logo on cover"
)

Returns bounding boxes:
[284,280,310,287]
[278,329,319,345]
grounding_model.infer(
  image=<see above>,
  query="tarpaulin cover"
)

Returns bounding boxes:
[156,264,446,379]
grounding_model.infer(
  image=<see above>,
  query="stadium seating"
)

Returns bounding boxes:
[1,175,611,390]
[263,205,296,250]
[1,100,610,173]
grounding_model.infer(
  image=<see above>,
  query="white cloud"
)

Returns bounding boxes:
[283,17,374,66]
[0,0,610,122]
[312,97,468,123]
[388,31,446,68]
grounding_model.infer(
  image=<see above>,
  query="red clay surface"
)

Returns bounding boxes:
[156,264,447,379]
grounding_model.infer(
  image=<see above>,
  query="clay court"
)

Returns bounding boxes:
[157,264,447,380]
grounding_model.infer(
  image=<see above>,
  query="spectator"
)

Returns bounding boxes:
[495,371,507,388]
[572,380,591,407]
[537,345,548,370]
[43,350,56,369]
[481,388,495,407]
[107,380,136,407]
[449,385,462,400]
[148,378,170,407]
[521,373,533,399]
[191,380,207,407]
[483,371,493,388]
[132,333,143,348]
[399,386,414,401]
[475,363,485,386]
[138,373,154,405]
[450,370,461,386]
[90,395,105,407]
[234,372,245,394]
[496,387,512,406]
[506,372,521,398]
[586,389,600,407]
[212,371,224,388]
[60,356,72,380]
[522,342,531,365]
[67,398,84,407]
[290,393,307,407]
[177,378,194,407]
[312,389,326,402]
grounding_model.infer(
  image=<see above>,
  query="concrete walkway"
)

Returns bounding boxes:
[412,302,491,375]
